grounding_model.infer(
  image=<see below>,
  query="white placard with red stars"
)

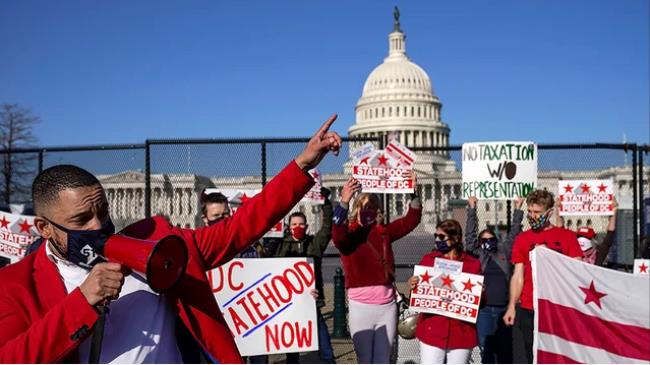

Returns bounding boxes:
[352,141,415,194]
[207,258,318,356]
[633,259,650,275]
[558,179,615,216]
[409,265,484,323]
[205,188,285,238]
[0,211,40,263]
[301,169,325,205]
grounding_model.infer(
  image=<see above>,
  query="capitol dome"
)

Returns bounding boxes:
[349,9,452,172]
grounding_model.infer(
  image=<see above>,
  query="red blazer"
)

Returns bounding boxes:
[0,161,313,364]
[332,206,421,288]
[415,251,481,349]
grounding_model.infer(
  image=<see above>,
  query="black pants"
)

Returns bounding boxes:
[512,306,534,364]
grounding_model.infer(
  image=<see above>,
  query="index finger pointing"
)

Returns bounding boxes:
[316,114,338,138]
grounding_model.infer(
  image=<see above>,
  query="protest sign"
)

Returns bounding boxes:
[0,211,39,264]
[207,258,319,356]
[461,141,537,200]
[301,169,325,205]
[558,179,615,216]
[409,265,484,323]
[352,142,416,194]
[350,143,376,161]
[633,259,649,275]
[433,258,463,273]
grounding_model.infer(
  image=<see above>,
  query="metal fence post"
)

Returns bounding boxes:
[640,148,645,239]
[144,140,151,218]
[506,199,512,233]
[38,149,44,173]
[332,268,349,338]
[379,135,390,223]
[632,144,638,258]
[261,142,267,187]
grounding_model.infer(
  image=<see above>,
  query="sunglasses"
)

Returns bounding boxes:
[434,234,449,241]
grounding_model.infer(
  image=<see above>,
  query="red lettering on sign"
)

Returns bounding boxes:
[228,307,249,336]
[228,261,244,290]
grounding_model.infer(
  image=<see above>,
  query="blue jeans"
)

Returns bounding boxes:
[477,306,512,364]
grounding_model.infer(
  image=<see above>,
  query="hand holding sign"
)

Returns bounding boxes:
[341,177,362,204]
[295,114,342,171]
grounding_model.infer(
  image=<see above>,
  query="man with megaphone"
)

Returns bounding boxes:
[0,115,342,364]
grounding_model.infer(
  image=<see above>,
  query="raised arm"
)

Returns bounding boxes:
[386,170,422,241]
[331,177,361,250]
[504,198,525,262]
[464,196,480,256]
[194,115,342,269]
[596,199,617,266]
[314,188,334,254]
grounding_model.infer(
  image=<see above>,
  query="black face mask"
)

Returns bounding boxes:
[206,217,224,226]
[480,237,499,253]
[46,218,115,269]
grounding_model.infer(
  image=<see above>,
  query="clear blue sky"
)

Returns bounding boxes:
[1,0,648,147]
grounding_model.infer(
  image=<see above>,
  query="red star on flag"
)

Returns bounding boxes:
[377,154,389,167]
[359,156,370,165]
[563,184,574,193]
[240,193,250,205]
[462,278,476,292]
[440,274,454,288]
[597,183,608,193]
[579,280,607,309]
[19,220,33,233]
[0,215,10,229]
[639,262,649,274]
[581,183,591,193]
[420,271,432,284]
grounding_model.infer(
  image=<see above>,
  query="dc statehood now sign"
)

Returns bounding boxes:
[208,258,319,356]
[462,141,537,200]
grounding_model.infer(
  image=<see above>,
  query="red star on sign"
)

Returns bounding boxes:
[240,193,250,205]
[597,183,608,193]
[311,171,320,180]
[359,156,370,165]
[563,184,574,193]
[420,270,432,284]
[462,278,476,292]
[579,280,607,309]
[639,262,649,274]
[440,274,454,288]
[19,220,33,233]
[0,215,10,229]
[581,183,591,193]
[377,154,389,167]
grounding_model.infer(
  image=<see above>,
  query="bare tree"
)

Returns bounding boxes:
[0,104,39,205]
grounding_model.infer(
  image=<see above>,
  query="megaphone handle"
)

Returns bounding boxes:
[88,306,108,364]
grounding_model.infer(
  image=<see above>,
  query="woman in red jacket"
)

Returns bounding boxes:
[332,174,422,363]
[409,219,481,364]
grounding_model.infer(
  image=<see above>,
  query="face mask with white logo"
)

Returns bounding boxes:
[46,218,116,269]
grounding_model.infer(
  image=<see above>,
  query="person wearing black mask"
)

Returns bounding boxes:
[201,192,231,226]
[464,196,524,364]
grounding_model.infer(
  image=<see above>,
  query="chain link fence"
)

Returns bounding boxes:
[1,140,648,363]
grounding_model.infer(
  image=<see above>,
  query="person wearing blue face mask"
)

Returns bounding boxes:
[464,196,525,364]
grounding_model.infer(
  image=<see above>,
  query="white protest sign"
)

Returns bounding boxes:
[433,258,463,273]
[462,141,537,200]
[409,265,484,323]
[633,259,649,275]
[207,258,318,356]
[352,146,416,194]
[0,211,39,263]
[350,143,376,161]
[206,188,285,238]
[385,139,416,168]
[558,179,615,216]
[301,169,325,205]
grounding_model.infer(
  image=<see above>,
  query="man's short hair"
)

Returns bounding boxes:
[526,189,554,210]
[32,165,101,215]
[200,192,229,215]
[288,211,307,225]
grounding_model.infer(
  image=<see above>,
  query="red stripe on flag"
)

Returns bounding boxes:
[538,299,650,361]
[537,350,582,364]
[386,144,414,164]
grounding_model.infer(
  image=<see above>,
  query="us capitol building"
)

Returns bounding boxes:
[98,12,643,246]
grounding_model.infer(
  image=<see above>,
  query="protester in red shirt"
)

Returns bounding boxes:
[503,189,583,364]
[331,172,421,363]
[408,219,481,364]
